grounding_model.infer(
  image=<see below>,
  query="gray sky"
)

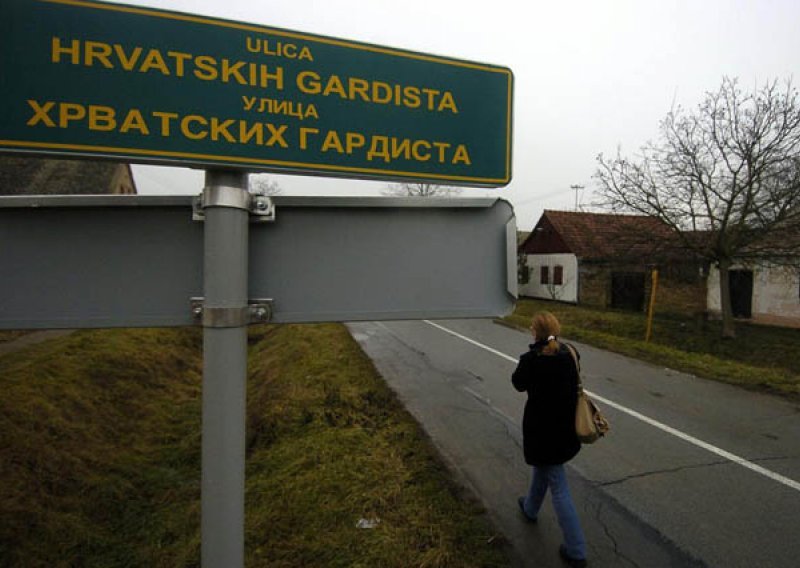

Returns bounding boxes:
[120,0,800,229]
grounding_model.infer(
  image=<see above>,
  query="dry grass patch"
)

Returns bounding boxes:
[1,324,509,567]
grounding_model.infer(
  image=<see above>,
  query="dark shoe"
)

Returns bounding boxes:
[517,497,537,523]
[559,545,587,567]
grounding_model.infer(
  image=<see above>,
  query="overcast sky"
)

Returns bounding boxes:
[119,0,799,229]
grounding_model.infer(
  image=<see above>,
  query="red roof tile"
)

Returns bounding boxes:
[522,210,676,260]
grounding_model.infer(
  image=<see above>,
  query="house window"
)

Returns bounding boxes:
[554,265,564,286]
[518,254,530,285]
[540,266,549,285]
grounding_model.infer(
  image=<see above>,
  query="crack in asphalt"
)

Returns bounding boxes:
[595,453,797,488]
[583,486,709,568]
[589,500,641,568]
[751,454,798,463]
[446,395,524,451]
[460,387,523,447]
[500,418,523,451]
[593,460,730,487]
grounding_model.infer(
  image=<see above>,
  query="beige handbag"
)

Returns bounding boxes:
[566,345,610,444]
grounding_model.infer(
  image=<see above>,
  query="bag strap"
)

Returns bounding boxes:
[564,343,584,392]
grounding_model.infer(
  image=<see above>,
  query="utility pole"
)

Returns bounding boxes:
[570,184,584,211]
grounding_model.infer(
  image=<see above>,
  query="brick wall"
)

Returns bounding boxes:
[653,276,707,315]
[578,261,706,315]
[578,264,611,307]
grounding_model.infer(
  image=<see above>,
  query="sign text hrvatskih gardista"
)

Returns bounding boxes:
[0,0,513,187]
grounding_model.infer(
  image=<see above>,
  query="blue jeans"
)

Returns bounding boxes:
[522,464,587,560]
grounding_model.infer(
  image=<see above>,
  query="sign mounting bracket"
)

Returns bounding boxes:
[192,187,275,222]
[190,297,273,327]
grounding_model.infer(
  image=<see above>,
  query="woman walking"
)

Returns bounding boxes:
[512,311,587,567]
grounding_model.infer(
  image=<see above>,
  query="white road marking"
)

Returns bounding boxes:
[423,319,800,493]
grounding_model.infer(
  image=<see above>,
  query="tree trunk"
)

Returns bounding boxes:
[718,258,736,339]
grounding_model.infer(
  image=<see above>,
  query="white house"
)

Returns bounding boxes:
[520,210,800,328]
[707,263,800,328]
[518,210,683,311]
[520,252,579,302]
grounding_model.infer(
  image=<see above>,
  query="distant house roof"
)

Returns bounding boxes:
[663,220,800,261]
[0,157,137,195]
[520,210,676,261]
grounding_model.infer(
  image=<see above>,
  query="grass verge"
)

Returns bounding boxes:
[0,328,203,568]
[506,299,800,398]
[0,324,509,567]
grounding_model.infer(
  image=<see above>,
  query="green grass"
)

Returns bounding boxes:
[506,299,800,398]
[244,323,507,567]
[0,325,509,567]
[0,328,203,568]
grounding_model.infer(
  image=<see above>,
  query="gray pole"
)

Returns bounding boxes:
[201,169,250,568]
[570,184,584,211]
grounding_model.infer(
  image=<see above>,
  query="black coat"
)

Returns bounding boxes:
[512,341,581,466]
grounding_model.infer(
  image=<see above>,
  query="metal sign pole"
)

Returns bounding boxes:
[199,170,250,568]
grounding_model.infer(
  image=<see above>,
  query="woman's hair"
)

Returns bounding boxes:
[531,311,561,355]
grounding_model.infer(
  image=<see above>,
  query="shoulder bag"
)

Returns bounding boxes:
[565,344,610,444]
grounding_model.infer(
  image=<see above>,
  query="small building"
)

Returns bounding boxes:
[706,263,800,327]
[518,210,707,315]
[0,157,137,195]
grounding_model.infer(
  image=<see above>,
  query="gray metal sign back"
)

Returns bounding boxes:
[0,195,516,329]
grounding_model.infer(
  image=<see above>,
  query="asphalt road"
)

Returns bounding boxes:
[347,319,800,568]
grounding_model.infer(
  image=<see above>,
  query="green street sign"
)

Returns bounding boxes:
[0,0,513,187]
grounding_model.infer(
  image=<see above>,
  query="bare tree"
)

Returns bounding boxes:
[595,77,800,338]
[382,182,462,197]
[250,174,283,196]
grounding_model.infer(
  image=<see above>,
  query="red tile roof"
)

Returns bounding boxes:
[522,210,676,260]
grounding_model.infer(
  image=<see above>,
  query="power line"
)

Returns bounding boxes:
[514,187,569,206]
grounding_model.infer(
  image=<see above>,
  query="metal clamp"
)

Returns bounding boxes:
[249,193,276,222]
[191,297,273,327]
[192,187,275,222]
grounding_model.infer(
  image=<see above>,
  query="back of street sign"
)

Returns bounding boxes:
[0,195,517,330]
